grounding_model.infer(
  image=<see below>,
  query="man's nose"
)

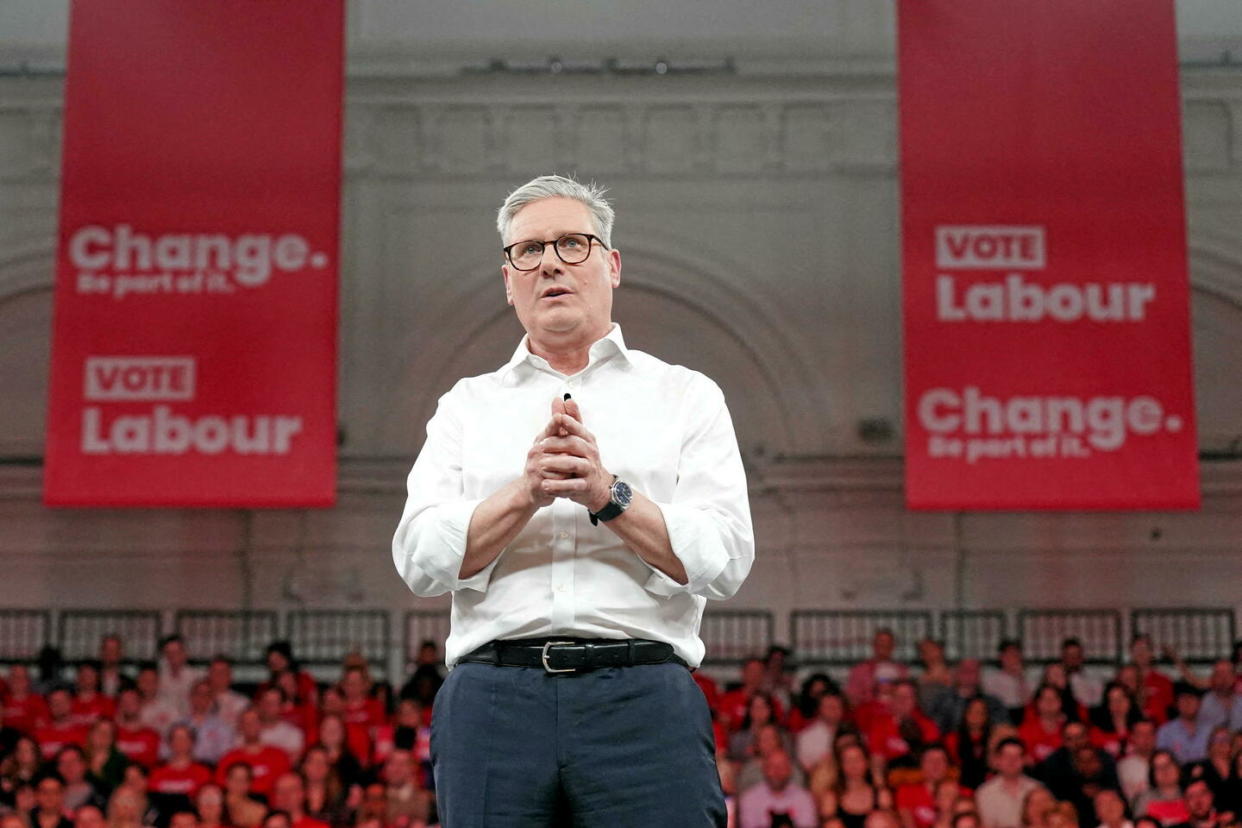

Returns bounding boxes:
[538,244,563,275]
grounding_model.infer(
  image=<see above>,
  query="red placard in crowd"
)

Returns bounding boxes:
[45,0,344,506]
[897,0,1199,510]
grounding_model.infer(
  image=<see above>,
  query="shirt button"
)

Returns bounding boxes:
[558,531,569,540]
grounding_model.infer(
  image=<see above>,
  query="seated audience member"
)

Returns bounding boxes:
[1090,684,1143,758]
[1169,779,1218,828]
[738,724,808,794]
[1035,722,1118,806]
[730,692,788,762]
[220,764,268,828]
[930,661,1008,735]
[113,689,161,769]
[896,745,964,828]
[70,664,115,727]
[115,763,162,826]
[206,659,249,731]
[215,710,291,800]
[260,645,317,713]
[168,810,199,828]
[788,673,838,735]
[176,680,236,767]
[1128,637,1173,726]
[1021,686,1069,765]
[1117,720,1158,806]
[83,719,128,795]
[1038,666,1088,724]
[3,666,50,736]
[1183,727,1232,805]
[1194,662,1242,734]
[797,691,847,773]
[1156,685,1209,765]
[311,716,362,792]
[984,641,1034,726]
[36,690,88,761]
[1047,801,1081,828]
[947,697,994,790]
[381,750,431,828]
[1,736,42,792]
[135,666,178,738]
[370,701,428,782]
[272,673,317,750]
[1095,789,1134,828]
[192,784,227,828]
[298,746,355,828]
[74,803,106,828]
[150,725,212,799]
[1060,640,1104,710]
[819,742,893,828]
[975,738,1044,828]
[865,680,940,765]
[738,749,818,828]
[917,640,953,714]
[763,645,796,713]
[55,746,105,812]
[255,690,303,763]
[30,772,73,828]
[97,636,133,700]
[156,637,203,721]
[1020,786,1057,828]
[270,772,328,828]
[1133,750,1188,825]
[336,670,382,766]
[720,659,772,733]
[353,783,387,828]
[848,630,910,707]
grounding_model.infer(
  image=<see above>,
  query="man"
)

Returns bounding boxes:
[392,174,754,825]
[975,738,1043,828]
[1170,779,1219,828]
[135,665,178,737]
[1116,718,1157,804]
[30,772,73,828]
[97,635,133,698]
[54,746,104,812]
[270,772,330,828]
[736,724,807,794]
[1129,635,1173,724]
[34,689,87,760]
[846,629,909,706]
[1094,790,1134,828]
[983,640,1031,724]
[205,657,249,729]
[72,805,106,828]
[863,679,940,764]
[173,679,236,765]
[737,750,817,828]
[382,749,433,828]
[795,690,845,772]
[255,687,303,761]
[1195,660,1242,732]
[214,708,291,798]
[1157,683,1210,764]
[1061,638,1104,708]
[113,687,161,768]
[1034,720,1119,809]
[719,658,781,732]
[929,658,1008,733]
[156,636,203,719]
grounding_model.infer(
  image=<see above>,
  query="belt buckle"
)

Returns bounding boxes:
[540,640,579,674]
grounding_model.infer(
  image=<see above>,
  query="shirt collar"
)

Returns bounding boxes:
[500,324,632,381]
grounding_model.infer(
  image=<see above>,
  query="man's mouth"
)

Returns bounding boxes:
[541,287,573,299]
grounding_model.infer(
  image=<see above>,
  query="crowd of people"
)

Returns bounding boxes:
[1,630,1241,828]
[701,631,1242,828]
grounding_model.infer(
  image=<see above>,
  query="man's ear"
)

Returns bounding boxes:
[501,265,514,306]
[608,248,622,288]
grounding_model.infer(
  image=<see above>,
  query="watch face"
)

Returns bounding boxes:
[612,480,633,508]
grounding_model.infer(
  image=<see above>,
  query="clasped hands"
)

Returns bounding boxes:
[523,396,613,514]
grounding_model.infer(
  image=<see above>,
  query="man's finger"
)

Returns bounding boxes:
[541,435,593,457]
[563,397,583,423]
[555,412,595,443]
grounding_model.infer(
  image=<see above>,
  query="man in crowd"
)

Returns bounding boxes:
[928,659,1008,733]
[1130,635,1173,724]
[737,750,817,828]
[975,738,1043,828]
[391,174,753,825]
[35,689,86,760]
[214,708,290,798]
[382,749,433,827]
[135,665,178,737]
[847,629,909,706]
[97,635,132,699]
[1196,660,1242,732]
[113,687,161,768]
[795,690,846,772]
[1060,638,1103,709]
[175,679,236,765]
[1117,718,1157,803]
[256,688,303,761]
[270,772,329,828]
[206,657,249,728]
[1172,778,1221,828]
[156,636,202,719]
[1157,683,1210,763]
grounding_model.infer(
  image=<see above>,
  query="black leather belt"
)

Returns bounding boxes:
[459,637,688,674]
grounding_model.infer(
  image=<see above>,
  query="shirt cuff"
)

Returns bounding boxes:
[642,501,732,597]
[411,498,498,593]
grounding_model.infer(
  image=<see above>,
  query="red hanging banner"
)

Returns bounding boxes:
[897,0,1199,510]
[44,0,344,506]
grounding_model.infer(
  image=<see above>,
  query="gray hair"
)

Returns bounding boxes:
[496,174,615,248]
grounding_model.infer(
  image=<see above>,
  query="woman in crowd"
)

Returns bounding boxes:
[1133,750,1188,825]
[149,725,212,799]
[728,692,786,762]
[1088,683,1143,758]
[314,714,363,791]
[1020,787,1057,828]
[0,736,42,793]
[788,673,838,734]
[945,696,992,790]
[106,784,151,828]
[194,783,229,828]
[895,745,960,828]
[84,719,129,795]
[1020,685,1068,764]
[299,745,357,828]
[819,742,893,828]
[220,763,267,828]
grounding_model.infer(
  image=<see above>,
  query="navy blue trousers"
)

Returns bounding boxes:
[430,660,725,827]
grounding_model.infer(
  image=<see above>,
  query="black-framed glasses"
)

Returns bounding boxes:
[502,233,604,271]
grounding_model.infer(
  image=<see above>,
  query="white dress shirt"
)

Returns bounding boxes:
[392,325,754,667]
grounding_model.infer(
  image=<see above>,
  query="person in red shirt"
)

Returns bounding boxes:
[113,688,161,768]
[1019,684,1067,764]
[1131,635,1175,725]
[337,668,383,765]
[70,663,116,727]
[259,644,318,711]
[896,745,966,828]
[273,672,318,750]
[270,772,328,828]
[3,664,50,735]
[719,659,784,733]
[1089,681,1143,758]
[864,679,941,764]
[846,629,911,707]
[216,708,291,799]
[35,689,88,761]
[150,725,213,799]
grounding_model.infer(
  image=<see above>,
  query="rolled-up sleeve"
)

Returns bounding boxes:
[391,386,497,596]
[644,378,754,600]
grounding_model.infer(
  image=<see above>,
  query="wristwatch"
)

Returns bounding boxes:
[589,476,633,525]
